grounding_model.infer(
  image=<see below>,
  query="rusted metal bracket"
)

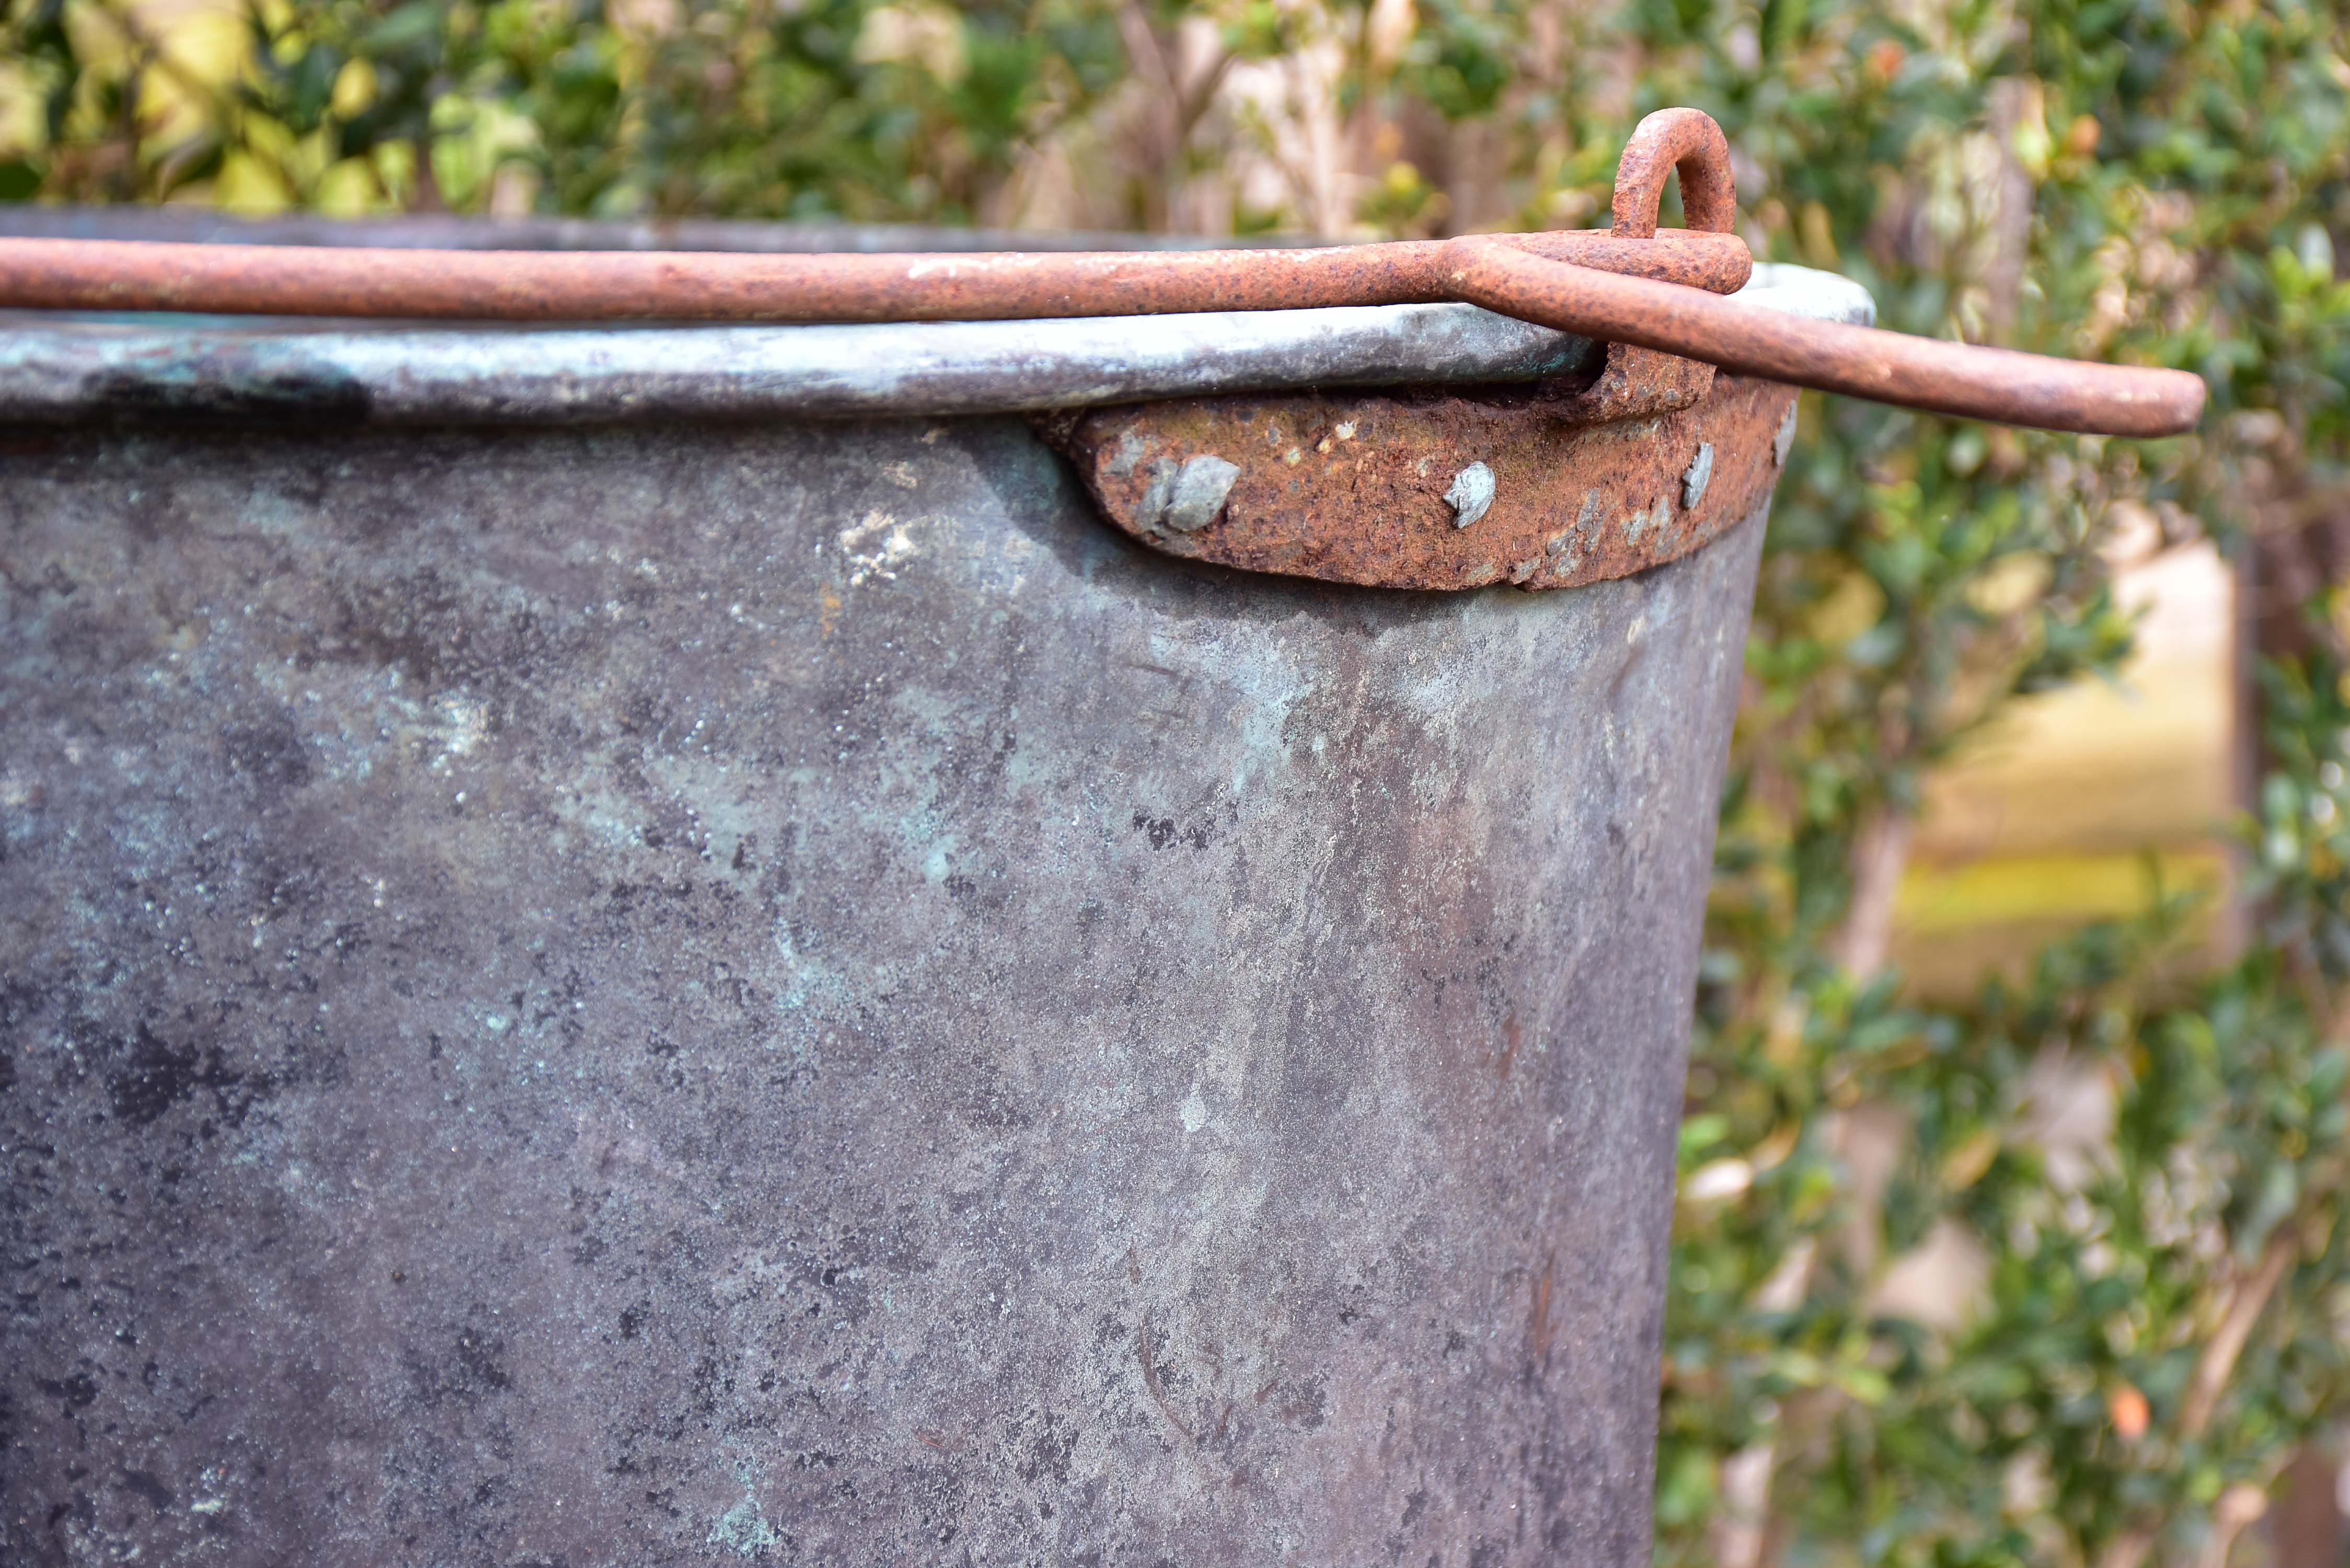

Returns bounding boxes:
[1038,108,1781,592]
[1557,106,1735,424]
[1038,375,1796,593]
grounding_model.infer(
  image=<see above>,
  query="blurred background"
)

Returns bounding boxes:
[4,1,2346,1564]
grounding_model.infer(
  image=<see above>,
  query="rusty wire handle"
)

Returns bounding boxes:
[0,106,2205,436]
[1443,239,2206,437]
[0,227,1752,320]
[1577,107,2202,434]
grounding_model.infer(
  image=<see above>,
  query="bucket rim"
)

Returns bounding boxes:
[0,209,1872,425]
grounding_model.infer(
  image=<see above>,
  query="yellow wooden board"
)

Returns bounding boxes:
[1892,541,2239,992]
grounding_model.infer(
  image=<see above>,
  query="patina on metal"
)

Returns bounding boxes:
[0,108,2205,438]
[0,302,1607,423]
[0,205,1289,253]
[5,331,1772,1568]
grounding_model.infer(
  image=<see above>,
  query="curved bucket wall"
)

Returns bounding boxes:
[0,235,1867,1567]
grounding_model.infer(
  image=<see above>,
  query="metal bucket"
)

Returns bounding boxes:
[0,221,1868,1567]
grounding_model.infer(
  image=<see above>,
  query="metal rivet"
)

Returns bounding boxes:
[1444,462,1496,529]
[1161,454,1242,533]
[1681,443,1714,509]
[1135,457,1179,528]
[1108,428,1152,478]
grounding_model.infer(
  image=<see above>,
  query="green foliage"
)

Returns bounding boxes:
[0,0,1131,216]
[5,2,2348,1562]
[1591,5,2350,1560]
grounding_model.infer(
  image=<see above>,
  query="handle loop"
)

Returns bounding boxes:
[1611,108,1738,238]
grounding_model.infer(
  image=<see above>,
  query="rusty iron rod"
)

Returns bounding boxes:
[0,232,2205,436]
[0,229,1750,321]
[1442,239,2206,438]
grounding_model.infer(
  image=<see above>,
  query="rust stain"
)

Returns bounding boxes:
[1496,1015,1522,1082]
[1136,1312,1194,1440]
[1526,1254,1557,1366]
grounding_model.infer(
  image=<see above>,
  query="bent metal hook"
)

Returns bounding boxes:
[0,109,2204,438]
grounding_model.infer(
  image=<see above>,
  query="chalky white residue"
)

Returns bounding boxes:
[437,696,488,756]
[838,510,918,585]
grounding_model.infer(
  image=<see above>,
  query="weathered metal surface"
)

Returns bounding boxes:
[0,303,1600,423]
[0,263,1872,426]
[1,412,1768,1567]
[0,225,1749,320]
[1559,341,1717,424]
[1042,372,1795,591]
[0,206,1272,254]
